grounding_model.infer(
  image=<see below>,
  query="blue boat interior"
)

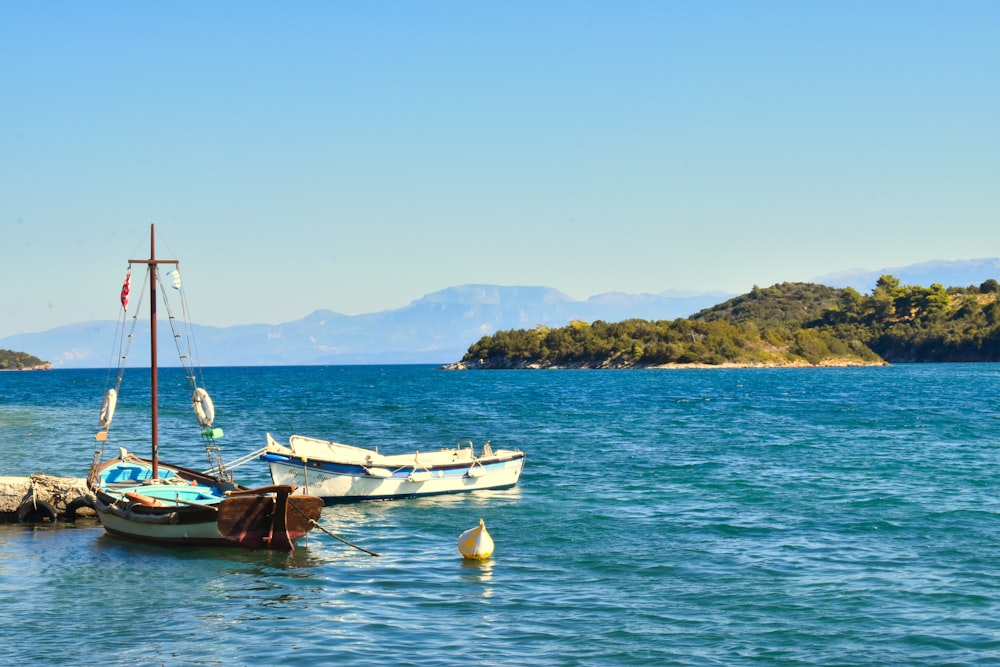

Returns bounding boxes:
[100,461,227,503]
[101,463,172,484]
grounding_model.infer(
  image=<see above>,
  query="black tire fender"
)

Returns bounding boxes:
[17,499,58,523]
[65,496,97,521]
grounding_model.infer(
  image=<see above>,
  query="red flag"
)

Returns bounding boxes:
[120,268,131,310]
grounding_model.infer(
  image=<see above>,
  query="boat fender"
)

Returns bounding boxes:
[192,387,215,428]
[99,388,117,429]
[17,499,58,524]
[124,491,164,507]
[64,496,97,520]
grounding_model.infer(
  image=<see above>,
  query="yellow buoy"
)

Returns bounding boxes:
[458,518,494,560]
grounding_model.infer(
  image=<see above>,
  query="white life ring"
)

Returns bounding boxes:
[192,387,215,427]
[99,389,117,429]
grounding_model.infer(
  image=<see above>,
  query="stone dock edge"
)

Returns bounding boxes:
[0,474,96,523]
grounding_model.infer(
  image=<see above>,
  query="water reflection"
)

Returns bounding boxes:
[459,557,494,601]
[460,557,493,580]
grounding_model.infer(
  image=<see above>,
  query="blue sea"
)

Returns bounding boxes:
[2,364,1000,666]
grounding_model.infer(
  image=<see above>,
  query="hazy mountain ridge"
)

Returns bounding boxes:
[816,258,1000,292]
[7,261,999,369]
[2,284,729,368]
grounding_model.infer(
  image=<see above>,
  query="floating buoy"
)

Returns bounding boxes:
[458,518,494,560]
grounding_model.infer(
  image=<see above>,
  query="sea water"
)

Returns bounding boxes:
[2,364,1000,666]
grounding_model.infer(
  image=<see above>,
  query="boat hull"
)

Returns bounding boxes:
[94,495,322,549]
[91,455,323,550]
[263,452,525,504]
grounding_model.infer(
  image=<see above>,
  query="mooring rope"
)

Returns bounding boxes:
[289,501,381,557]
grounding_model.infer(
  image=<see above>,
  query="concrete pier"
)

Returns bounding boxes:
[0,474,95,523]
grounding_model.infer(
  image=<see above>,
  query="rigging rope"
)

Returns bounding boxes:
[201,447,268,474]
[91,264,148,474]
[154,265,232,481]
[90,257,232,483]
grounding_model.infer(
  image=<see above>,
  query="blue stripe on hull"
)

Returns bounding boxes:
[261,452,525,478]
[263,453,523,504]
[318,482,519,505]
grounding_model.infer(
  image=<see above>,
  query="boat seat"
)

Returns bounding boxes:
[102,466,152,484]
[138,487,220,502]
[102,465,180,484]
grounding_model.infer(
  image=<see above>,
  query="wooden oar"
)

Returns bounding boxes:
[167,496,219,511]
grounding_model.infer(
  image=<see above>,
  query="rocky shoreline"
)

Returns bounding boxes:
[442,357,888,370]
[0,363,52,371]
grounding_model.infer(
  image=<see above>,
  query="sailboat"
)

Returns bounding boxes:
[88,224,323,550]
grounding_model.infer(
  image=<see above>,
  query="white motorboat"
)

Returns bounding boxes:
[262,433,525,503]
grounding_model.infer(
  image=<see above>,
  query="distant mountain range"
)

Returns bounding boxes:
[5,259,1000,369]
[0,285,730,369]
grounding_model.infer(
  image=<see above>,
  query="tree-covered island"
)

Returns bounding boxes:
[0,350,51,371]
[446,276,1000,369]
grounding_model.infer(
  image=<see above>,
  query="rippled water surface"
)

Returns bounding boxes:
[3,364,1000,665]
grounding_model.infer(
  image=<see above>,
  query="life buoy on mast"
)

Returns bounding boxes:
[192,387,215,428]
[99,389,117,429]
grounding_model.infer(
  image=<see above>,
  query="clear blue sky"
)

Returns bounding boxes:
[3,1,998,338]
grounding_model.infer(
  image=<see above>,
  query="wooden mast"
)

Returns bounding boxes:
[130,223,178,479]
[149,224,159,478]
